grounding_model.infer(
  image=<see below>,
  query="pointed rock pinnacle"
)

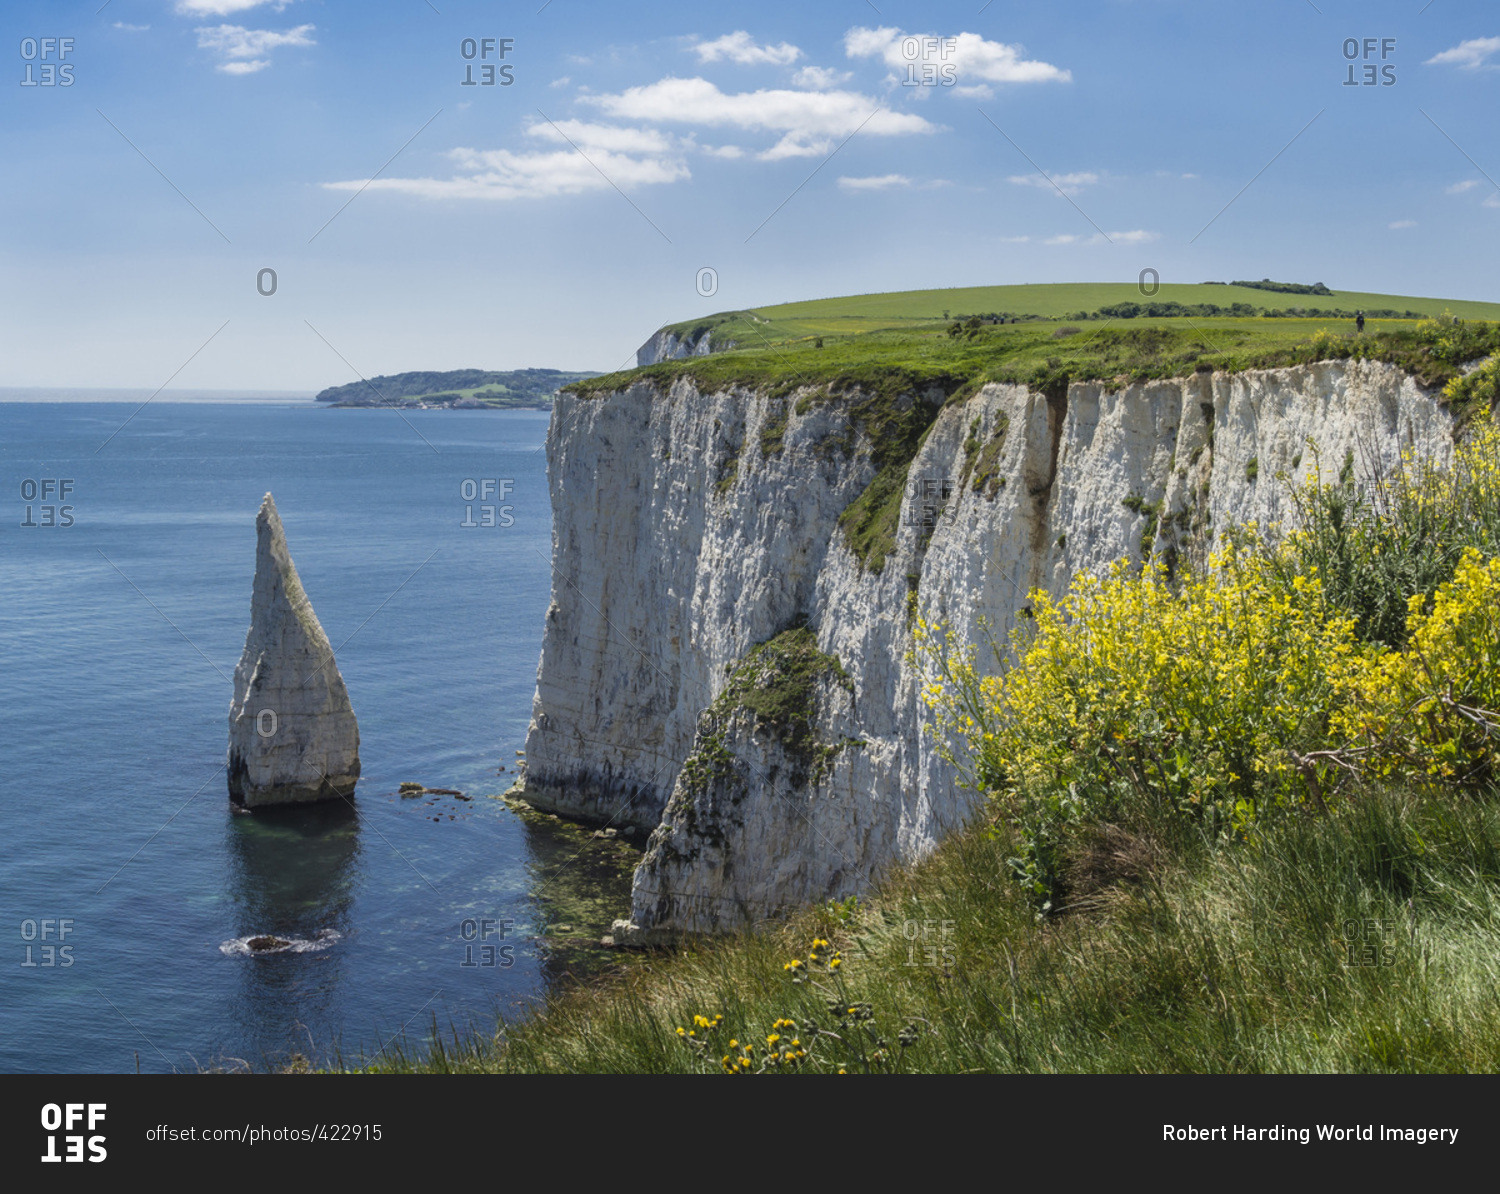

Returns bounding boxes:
[227,493,360,808]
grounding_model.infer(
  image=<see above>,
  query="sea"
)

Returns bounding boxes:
[0,393,632,1074]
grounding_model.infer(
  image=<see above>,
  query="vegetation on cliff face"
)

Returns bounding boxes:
[678,625,860,794]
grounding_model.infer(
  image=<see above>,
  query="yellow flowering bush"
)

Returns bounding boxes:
[915,539,1377,904]
[1334,548,1500,785]
[1278,417,1500,647]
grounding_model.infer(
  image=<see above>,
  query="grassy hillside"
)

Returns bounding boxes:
[660,282,1500,352]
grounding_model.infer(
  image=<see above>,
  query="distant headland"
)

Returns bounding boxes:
[314,368,599,409]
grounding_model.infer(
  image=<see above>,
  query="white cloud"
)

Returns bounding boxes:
[1009,171,1099,196]
[550,76,571,88]
[1447,179,1481,194]
[582,76,938,160]
[999,235,1032,244]
[953,83,994,99]
[1425,37,1500,70]
[195,23,314,72]
[838,173,911,191]
[1044,230,1156,246]
[1486,193,1500,208]
[1388,219,1418,229]
[701,144,746,159]
[322,122,690,202]
[844,26,1070,84]
[692,31,801,66]
[113,22,150,31]
[792,65,853,89]
[526,119,676,155]
[177,0,294,14]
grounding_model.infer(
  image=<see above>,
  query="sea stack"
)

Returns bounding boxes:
[227,493,360,808]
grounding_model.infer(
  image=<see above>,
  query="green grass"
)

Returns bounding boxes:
[355,780,1500,1073]
[658,282,1500,350]
[576,316,1500,405]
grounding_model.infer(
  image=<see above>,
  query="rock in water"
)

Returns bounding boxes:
[227,493,360,807]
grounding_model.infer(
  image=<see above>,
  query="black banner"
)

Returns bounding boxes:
[0,1074,1487,1180]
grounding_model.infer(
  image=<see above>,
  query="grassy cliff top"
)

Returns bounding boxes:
[660,281,1500,349]
[571,308,1500,420]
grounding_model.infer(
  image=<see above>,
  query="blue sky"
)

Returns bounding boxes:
[2,0,1497,389]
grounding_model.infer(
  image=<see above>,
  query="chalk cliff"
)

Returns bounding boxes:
[636,326,729,367]
[517,361,1455,938]
[228,493,360,808]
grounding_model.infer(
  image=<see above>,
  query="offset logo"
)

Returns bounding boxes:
[904,477,956,531]
[20,479,75,528]
[19,918,75,967]
[1342,37,1397,86]
[20,38,75,87]
[460,37,514,87]
[900,36,957,87]
[460,479,515,528]
[459,917,515,968]
[41,1104,106,1163]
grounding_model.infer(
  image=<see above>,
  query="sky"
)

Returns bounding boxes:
[1,0,1497,389]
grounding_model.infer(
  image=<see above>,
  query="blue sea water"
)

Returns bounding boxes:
[0,399,609,1074]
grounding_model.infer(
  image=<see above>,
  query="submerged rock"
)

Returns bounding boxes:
[245,935,291,953]
[227,493,360,808]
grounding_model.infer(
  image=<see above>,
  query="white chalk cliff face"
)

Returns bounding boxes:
[518,361,1456,939]
[636,327,728,367]
[228,493,360,808]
